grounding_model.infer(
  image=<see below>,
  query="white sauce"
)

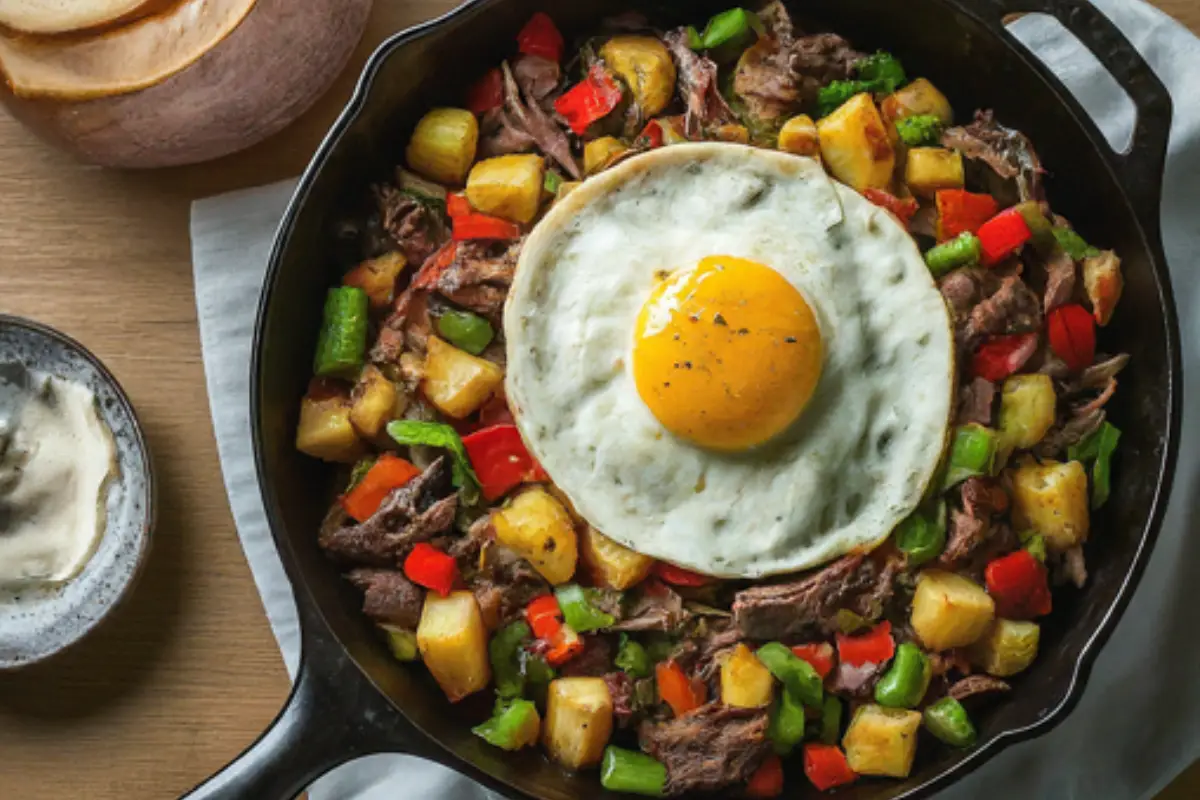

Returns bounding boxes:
[0,373,116,587]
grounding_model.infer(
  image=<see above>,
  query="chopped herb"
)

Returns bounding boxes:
[386,420,481,505]
[895,114,943,147]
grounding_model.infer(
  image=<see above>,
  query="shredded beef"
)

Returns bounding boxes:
[941,478,1009,569]
[829,660,884,698]
[466,518,549,628]
[512,54,561,104]
[346,568,424,629]
[664,29,736,137]
[319,459,457,566]
[732,554,898,640]
[433,240,520,319]
[374,184,448,268]
[940,268,982,317]
[942,110,1044,201]
[1058,545,1089,589]
[639,703,771,795]
[479,107,537,157]
[948,674,1011,702]
[560,636,614,678]
[789,33,863,106]
[963,275,1042,350]
[1070,353,1130,393]
[734,37,800,122]
[605,671,637,728]
[611,583,690,633]
[957,377,997,426]
[1035,408,1106,459]
[489,61,580,178]
[1042,248,1077,313]
[1076,378,1118,415]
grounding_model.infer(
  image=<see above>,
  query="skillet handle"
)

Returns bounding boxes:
[180,607,446,800]
[974,0,1173,237]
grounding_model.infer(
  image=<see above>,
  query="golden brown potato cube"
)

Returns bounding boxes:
[406,108,479,185]
[843,704,923,778]
[416,591,491,702]
[969,619,1040,677]
[421,335,504,419]
[579,527,654,590]
[778,114,820,157]
[817,93,895,191]
[911,569,995,651]
[296,396,363,463]
[713,123,750,144]
[343,251,406,310]
[1082,250,1124,326]
[998,374,1056,452]
[493,487,579,585]
[1009,458,1090,551]
[543,677,613,770]
[599,36,677,117]
[584,136,627,176]
[720,644,774,709]
[349,365,399,438]
[466,154,545,224]
[880,78,954,126]
[905,147,965,197]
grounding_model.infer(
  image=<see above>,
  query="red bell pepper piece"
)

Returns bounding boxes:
[340,453,422,522]
[977,206,1033,265]
[1046,303,1096,372]
[971,331,1039,382]
[466,67,505,115]
[554,64,623,135]
[656,659,706,717]
[985,550,1053,619]
[836,621,894,667]
[516,12,564,63]
[863,188,919,224]
[525,594,585,665]
[403,542,460,597]
[452,212,522,241]
[746,755,785,798]
[545,625,584,666]
[636,119,664,149]
[790,642,835,680]
[412,242,458,291]
[653,562,714,587]
[446,193,472,219]
[803,744,858,791]
[936,189,999,241]
[462,424,549,501]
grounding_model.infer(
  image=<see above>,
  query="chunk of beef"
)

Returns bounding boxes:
[940,268,982,317]
[319,459,457,566]
[560,636,614,677]
[948,674,1010,702]
[605,671,637,728]
[346,568,424,629]
[940,478,1009,569]
[829,660,884,699]
[734,37,800,122]
[639,703,771,795]
[488,61,580,179]
[375,184,448,268]
[479,107,537,157]
[664,28,736,137]
[942,110,1044,202]
[732,554,898,640]
[611,582,690,633]
[957,377,997,426]
[512,54,561,104]
[1069,353,1130,393]
[1042,248,1077,313]
[789,33,863,107]
[434,240,521,319]
[1034,408,1106,459]
[467,517,550,628]
[963,276,1042,350]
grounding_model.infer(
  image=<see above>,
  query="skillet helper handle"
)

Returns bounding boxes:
[983,0,1173,238]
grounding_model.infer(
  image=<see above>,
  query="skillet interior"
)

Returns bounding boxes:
[253,0,1178,796]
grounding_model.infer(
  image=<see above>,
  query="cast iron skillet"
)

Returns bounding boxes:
[186,0,1181,797]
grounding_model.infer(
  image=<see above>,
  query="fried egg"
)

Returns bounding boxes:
[505,143,953,578]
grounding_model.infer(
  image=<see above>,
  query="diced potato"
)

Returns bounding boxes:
[843,705,922,778]
[406,108,479,185]
[599,36,677,117]
[911,570,995,651]
[905,147,964,197]
[343,251,406,310]
[349,365,398,438]
[778,114,819,157]
[817,93,895,191]
[880,78,954,126]
[1009,459,1090,551]
[296,396,364,463]
[969,619,1040,677]
[416,591,491,702]
[713,123,750,144]
[997,374,1056,452]
[421,335,504,419]
[580,526,654,590]
[493,487,579,585]
[720,644,774,709]
[543,677,613,770]
[466,154,545,224]
[1082,250,1123,326]
[584,136,627,176]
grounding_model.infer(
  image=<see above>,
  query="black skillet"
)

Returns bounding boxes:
[185,0,1181,797]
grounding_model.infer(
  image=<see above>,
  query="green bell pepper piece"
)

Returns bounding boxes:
[616,633,652,679]
[767,689,807,755]
[1068,421,1121,508]
[894,502,947,566]
[383,626,418,661]
[925,232,983,277]
[554,584,616,633]
[490,620,532,699]
[942,423,999,489]
[1052,227,1100,260]
[436,309,494,356]
[600,746,667,796]
[874,643,932,708]
[923,696,978,747]
[313,286,368,380]
[819,695,843,746]
[690,8,765,62]
[756,642,823,708]
[543,170,563,196]
[1019,529,1048,562]
[471,698,539,750]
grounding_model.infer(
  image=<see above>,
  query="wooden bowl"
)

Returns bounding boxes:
[0,0,373,168]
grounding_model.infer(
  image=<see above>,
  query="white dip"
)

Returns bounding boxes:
[0,372,116,587]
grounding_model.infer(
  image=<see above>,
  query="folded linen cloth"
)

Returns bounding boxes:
[190,2,1200,797]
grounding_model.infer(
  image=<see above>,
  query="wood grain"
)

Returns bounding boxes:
[0,1,1194,797]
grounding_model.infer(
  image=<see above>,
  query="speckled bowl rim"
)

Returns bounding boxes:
[0,313,156,670]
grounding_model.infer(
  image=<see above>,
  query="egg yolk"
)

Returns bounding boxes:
[632,256,822,452]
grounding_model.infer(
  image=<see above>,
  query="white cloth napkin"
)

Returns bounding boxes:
[190,2,1200,797]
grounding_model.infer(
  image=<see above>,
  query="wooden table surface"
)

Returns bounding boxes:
[0,1,1194,797]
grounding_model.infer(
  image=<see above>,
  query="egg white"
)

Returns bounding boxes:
[505,143,953,578]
